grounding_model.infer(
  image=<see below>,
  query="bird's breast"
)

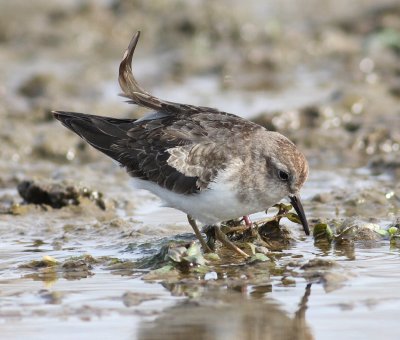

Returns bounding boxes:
[131,167,279,225]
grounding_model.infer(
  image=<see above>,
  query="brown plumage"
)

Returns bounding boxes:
[53,31,310,257]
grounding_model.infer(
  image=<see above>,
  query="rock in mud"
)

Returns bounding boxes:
[62,259,94,280]
[301,258,337,270]
[17,179,106,210]
[122,292,158,307]
[335,218,383,243]
[19,255,59,269]
[300,259,351,292]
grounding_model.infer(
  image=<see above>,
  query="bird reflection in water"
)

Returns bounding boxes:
[137,283,313,340]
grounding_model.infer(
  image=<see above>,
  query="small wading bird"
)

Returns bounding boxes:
[53,31,309,258]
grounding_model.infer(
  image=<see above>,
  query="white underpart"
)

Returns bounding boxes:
[131,167,277,225]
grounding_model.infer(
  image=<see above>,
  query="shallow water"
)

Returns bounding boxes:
[1,166,399,339]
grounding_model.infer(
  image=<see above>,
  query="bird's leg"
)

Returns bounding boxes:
[214,226,250,258]
[187,215,212,253]
[243,215,253,228]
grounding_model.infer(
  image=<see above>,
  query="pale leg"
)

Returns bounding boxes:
[187,215,212,253]
[214,226,249,258]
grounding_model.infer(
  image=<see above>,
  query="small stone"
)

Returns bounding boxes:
[204,271,218,280]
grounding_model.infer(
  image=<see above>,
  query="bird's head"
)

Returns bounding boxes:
[256,131,310,235]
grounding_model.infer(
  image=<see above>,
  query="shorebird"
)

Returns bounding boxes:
[53,31,309,258]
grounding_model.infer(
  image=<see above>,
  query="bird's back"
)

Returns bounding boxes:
[53,107,261,195]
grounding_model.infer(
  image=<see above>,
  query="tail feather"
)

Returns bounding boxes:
[118,31,199,115]
[52,111,135,160]
[118,31,168,111]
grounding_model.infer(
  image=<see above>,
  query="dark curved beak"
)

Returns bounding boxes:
[289,194,309,236]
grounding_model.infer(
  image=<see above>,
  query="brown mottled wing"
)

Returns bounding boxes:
[53,110,260,195]
[112,111,261,194]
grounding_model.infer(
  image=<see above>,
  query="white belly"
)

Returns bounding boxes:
[131,171,271,225]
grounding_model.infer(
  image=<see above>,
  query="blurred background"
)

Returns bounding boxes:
[1,0,400,173]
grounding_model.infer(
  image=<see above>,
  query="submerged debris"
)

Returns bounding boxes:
[313,223,334,244]
[167,243,207,268]
[310,217,399,252]
[19,255,59,269]
[19,254,100,282]
[388,218,400,247]
[139,242,210,280]
[335,219,383,243]
[204,203,302,253]
[133,205,306,281]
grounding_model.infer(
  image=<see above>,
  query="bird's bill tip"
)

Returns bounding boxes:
[52,110,60,119]
[289,194,310,236]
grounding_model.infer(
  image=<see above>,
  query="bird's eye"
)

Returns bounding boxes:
[278,170,289,181]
